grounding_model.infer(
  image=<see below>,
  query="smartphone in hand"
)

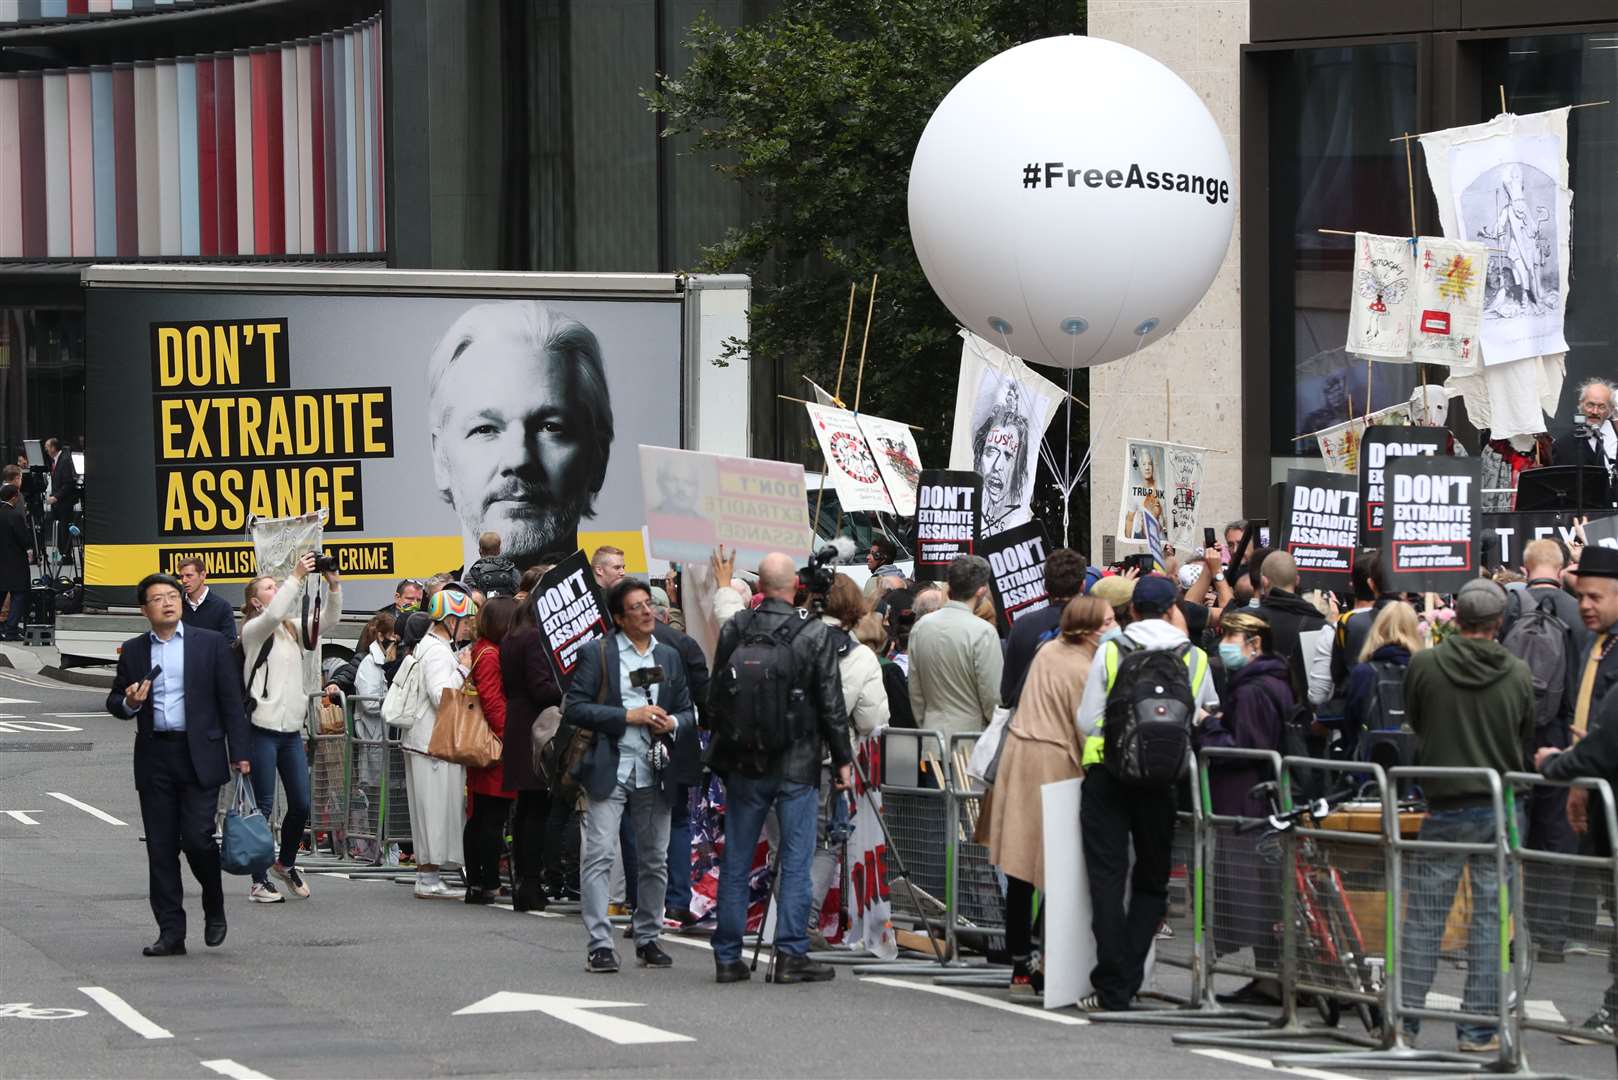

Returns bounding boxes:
[145,664,163,683]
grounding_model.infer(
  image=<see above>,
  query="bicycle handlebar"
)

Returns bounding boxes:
[1234,783,1359,835]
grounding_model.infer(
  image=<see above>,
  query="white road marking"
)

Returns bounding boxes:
[0,695,39,704]
[2,810,41,825]
[0,719,82,732]
[658,934,714,951]
[78,986,172,1040]
[201,1059,275,1080]
[858,975,1090,1025]
[47,792,127,826]
[0,673,105,693]
[1190,1048,1364,1080]
[455,991,695,1045]
[47,712,106,718]
[490,901,564,919]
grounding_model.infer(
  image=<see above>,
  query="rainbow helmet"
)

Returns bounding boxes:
[427,588,477,623]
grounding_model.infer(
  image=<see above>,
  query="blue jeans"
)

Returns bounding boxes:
[1,589,27,636]
[247,728,310,883]
[1399,805,1507,1043]
[712,773,816,965]
[666,783,692,911]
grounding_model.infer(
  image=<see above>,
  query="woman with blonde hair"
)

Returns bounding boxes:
[1344,600,1422,757]
[987,594,1113,994]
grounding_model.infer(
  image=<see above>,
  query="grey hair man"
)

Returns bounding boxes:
[426,302,613,571]
[906,556,1002,735]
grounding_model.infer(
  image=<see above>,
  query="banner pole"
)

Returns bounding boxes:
[852,273,878,413]
[1403,132,1418,239]
[832,281,856,402]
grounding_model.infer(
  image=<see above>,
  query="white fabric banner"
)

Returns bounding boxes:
[805,403,894,514]
[1346,232,1415,360]
[1420,108,1572,366]
[1118,439,1205,549]
[1315,402,1413,475]
[949,330,1064,537]
[855,413,923,518]
[1410,237,1488,366]
[843,735,898,960]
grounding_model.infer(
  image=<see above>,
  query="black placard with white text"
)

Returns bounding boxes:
[983,520,1051,631]
[1383,456,1481,593]
[533,550,610,690]
[914,470,982,582]
[1359,425,1449,539]
[1283,469,1359,594]
[1480,511,1618,568]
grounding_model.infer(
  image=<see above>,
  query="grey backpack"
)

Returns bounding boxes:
[1500,590,1569,731]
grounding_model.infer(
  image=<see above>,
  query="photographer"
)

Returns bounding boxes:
[707,552,853,986]
[563,578,695,974]
[239,552,341,904]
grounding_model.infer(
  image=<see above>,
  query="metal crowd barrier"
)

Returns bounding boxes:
[304,691,350,859]
[293,692,411,873]
[1506,772,1618,1059]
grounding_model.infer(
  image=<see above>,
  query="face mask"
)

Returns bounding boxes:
[398,601,419,614]
[1219,642,1250,670]
[1099,627,1123,645]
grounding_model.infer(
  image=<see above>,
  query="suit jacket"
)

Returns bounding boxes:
[562,631,694,803]
[1573,629,1618,739]
[105,624,251,790]
[0,502,32,592]
[181,589,238,644]
[651,620,708,785]
[1553,424,1618,504]
[49,451,78,518]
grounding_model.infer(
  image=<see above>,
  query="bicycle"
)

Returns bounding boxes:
[1240,781,1385,1035]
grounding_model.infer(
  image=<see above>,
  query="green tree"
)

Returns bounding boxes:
[649,0,1091,549]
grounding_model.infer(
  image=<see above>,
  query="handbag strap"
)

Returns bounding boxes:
[595,636,611,704]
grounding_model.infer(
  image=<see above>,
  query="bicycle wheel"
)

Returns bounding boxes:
[1317,872,1380,1034]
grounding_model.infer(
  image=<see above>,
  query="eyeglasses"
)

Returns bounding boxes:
[622,601,654,614]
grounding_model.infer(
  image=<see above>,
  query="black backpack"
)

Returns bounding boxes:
[1102,640,1197,787]
[716,609,813,756]
[1361,659,1408,733]
[1501,588,1571,731]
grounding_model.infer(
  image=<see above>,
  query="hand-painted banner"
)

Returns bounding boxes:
[1346,232,1414,360]
[1410,238,1487,366]
[914,469,981,582]
[533,550,609,691]
[983,520,1051,631]
[1283,469,1358,594]
[805,403,894,514]
[1383,456,1481,594]
[640,445,813,567]
[1315,402,1413,475]
[855,413,923,518]
[949,330,1063,537]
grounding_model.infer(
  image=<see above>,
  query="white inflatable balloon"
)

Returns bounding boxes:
[908,36,1235,370]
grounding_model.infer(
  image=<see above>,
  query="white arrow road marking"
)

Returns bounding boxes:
[0,720,82,732]
[47,792,126,826]
[858,976,1090,1025]
[0,696,39,705]
[202,1059,276,1080]
[78,987,172,1039]
[454,991,695,1045]
[1,811,42,825]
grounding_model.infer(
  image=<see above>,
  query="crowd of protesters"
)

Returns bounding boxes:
[123,516,1615,1056]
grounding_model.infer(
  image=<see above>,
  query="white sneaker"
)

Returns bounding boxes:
[249,882,284,903]
[270,863,311,898]
[414,877,459,899]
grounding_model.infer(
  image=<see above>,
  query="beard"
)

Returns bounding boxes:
[463,493,586,570]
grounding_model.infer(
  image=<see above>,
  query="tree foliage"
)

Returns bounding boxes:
[648,0,1091,547]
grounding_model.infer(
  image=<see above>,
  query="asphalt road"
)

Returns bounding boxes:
[1,663,1612,1079]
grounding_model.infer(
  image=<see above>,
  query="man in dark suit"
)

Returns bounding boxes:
[1553,379,1617,496]
[175,558,238,644]
[105,573,251,957]
[43,437,78,555]
[563,578,694,974]
[0,484,34,641]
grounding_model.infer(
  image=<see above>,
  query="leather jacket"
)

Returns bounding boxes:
[706,597,853,785]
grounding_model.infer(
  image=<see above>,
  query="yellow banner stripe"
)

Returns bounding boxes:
[86,536,465,586]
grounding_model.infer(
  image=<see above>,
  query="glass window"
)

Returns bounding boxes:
[0,306,86,463]
[1267,44,1423,458]
[1478,33,1618,438]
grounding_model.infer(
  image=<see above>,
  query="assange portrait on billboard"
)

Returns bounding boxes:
[84,287,682,610]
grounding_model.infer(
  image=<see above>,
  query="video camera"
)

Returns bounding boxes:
[800,543,840,601]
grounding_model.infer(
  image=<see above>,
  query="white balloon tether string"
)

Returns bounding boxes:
[1074,329,1158,488]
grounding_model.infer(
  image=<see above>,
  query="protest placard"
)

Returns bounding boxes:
[1283,469,1359,594]
[982,521,1050,631]
[1358,425,1448,540]
[914,470,981,583]
[1383,456,1481,593]
[533,550,610,690]
[1480,511,1618,568]
[805,403,894,514]
[640,445,813,567]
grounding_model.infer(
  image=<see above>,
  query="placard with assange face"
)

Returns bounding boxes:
[1118,440,1167,545]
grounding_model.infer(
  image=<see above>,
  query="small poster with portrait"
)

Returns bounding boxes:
[1117,439,1206,549]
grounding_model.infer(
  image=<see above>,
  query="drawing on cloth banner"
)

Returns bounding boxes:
[1411,238,1488,366]
[1419,108,1573,366]
[804,403,894,514]
[1346,232,1414,360]
[948,330,1063,538]
[855,413,923,518]
[1315,402,1413,475]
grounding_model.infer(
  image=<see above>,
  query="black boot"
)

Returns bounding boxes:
[772,953,835,984]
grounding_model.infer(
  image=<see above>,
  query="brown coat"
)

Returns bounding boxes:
[986,635,1095,887]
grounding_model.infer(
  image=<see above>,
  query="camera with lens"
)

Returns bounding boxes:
[800,544,839,602]
[311,551,340,574]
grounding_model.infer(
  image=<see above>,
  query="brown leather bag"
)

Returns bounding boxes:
[427,646,502,769]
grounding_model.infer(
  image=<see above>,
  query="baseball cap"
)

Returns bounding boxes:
[1455,578,1506,623]
[1132,574,1178,616]
[1177,563,1205,592]
[1090,574,1137,609]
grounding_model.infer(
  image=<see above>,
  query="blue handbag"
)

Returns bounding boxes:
[221,773,275,876]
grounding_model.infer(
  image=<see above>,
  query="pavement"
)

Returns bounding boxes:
[2,662,1614,1079]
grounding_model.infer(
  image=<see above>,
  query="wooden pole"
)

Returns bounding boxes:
[832,281,856,401]
[775,394,924,429]
[1402,132,1418,238]
[1365,355,1374,417]
[1165,379,1172,442]
[1388,100,1605,144]
[852,273,878,412]
[1499,84,1508,116]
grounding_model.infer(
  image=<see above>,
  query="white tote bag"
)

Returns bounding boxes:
[967,705,1014,785]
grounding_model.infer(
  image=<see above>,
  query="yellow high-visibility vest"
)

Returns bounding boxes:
[1081,640,1208,769]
